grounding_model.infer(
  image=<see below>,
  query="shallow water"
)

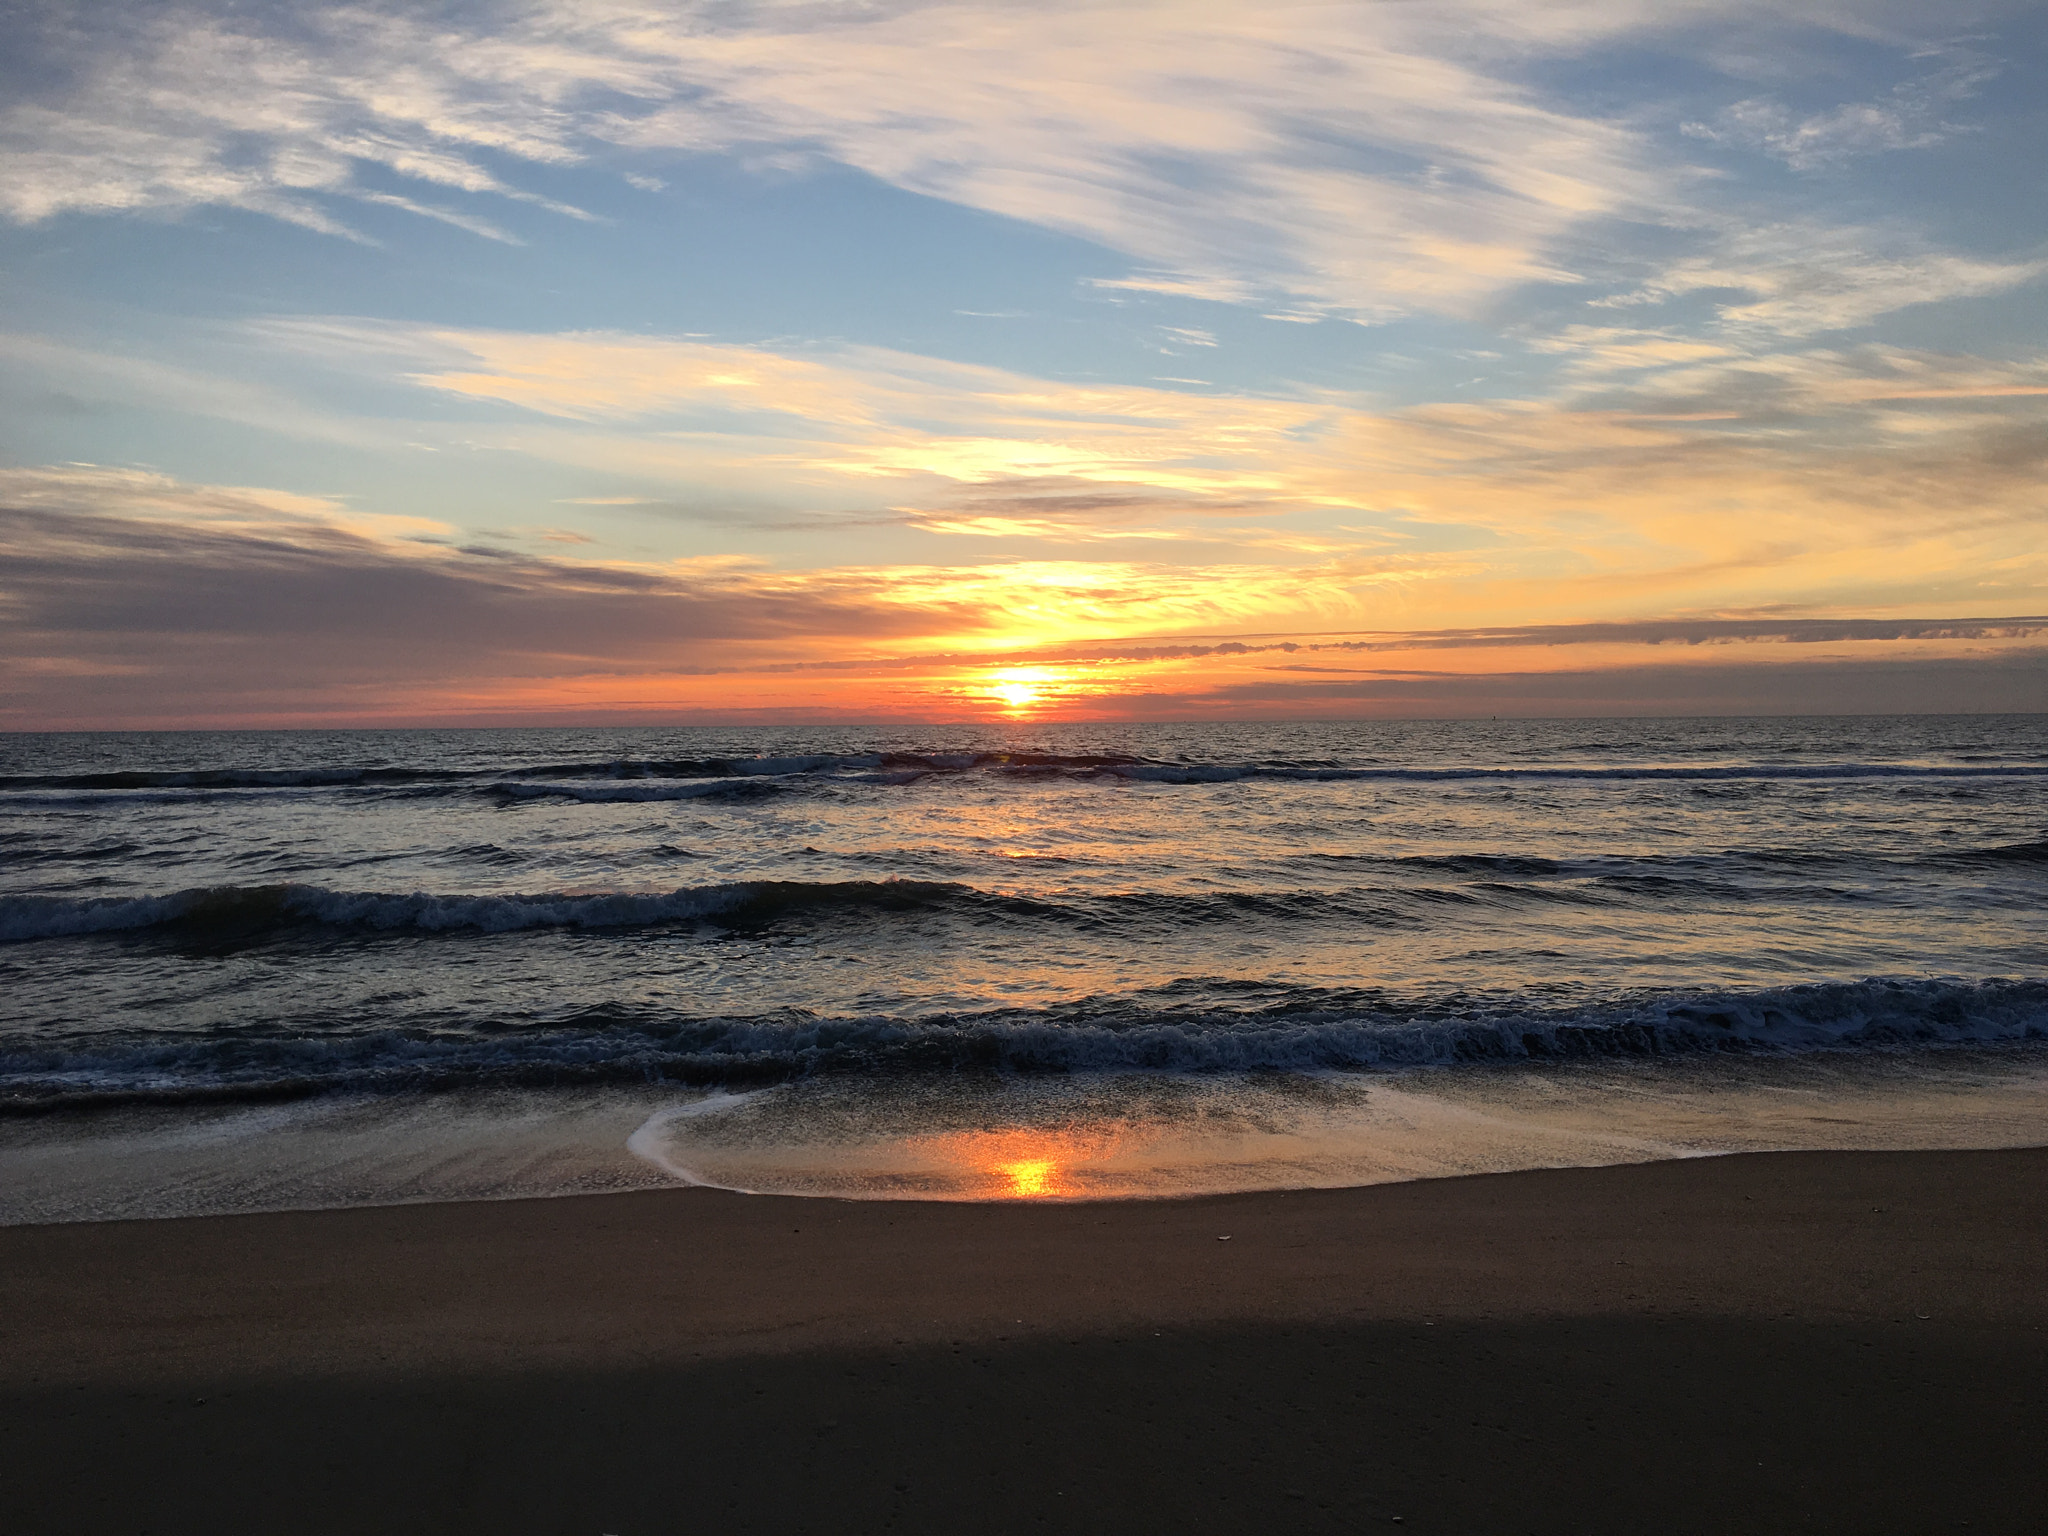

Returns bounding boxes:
[5,1049,2046,1222]
[2,715,2043,1213]
[632,1050,2048,1200]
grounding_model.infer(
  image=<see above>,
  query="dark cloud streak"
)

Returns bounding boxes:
[0,503,967,725]
[1171,652,2048,720]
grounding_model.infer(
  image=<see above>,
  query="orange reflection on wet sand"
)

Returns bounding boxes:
[997,1157,1057,1196]
[912,1125,1140,1199]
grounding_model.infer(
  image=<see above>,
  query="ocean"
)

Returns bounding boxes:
[4,714,2046,1218]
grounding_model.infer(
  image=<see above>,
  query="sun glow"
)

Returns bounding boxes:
[980,665,1073,715]
[903,1127,1133,1198]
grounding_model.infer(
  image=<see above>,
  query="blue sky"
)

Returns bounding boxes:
[2,0,2044,725]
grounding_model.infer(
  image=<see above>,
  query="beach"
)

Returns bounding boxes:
[5,722,2045,1528]
[9,0,2048,1519]
[4,1146,2044,1533]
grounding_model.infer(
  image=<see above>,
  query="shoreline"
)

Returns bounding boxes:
[4,1146,2045,1531]
[9,1041,2048,1223]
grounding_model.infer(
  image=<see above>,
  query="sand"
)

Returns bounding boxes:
[2,1147,2044,1533]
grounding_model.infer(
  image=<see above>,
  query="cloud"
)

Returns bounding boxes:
[256,318,1356,503]
[0,465,948,724]
[1682,47,1999,169]
[0,462,443,543]
[0,462,1452,724]
[0,332,392,447]
[594,0,1670,320]
[1598,223,2045,339]
[0,7,610,239]
[0,0,1681,318]
[956,615,2048,667]
[24,310,2048,644]
[6,1,2033,333]
[886,478,1311,542]
[8,462,2039,729]
[1171,648,2048,720]
[8,463,2044,728]
[1337,341,2048,521]
[221,318,2048,626]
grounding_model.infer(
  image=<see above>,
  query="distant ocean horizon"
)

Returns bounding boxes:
[4,712,2045,1217]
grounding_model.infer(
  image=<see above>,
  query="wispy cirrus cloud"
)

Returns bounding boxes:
[4,0,2036,344]
[0,5,611,239]
[0,461,443,544]
[1682,46,1999,170]
[0,1,1898,317]
[597,0,1661,320]
[256,317,1357,503]
[1594,222,2045,340]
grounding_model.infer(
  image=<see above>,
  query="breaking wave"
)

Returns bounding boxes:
[10,832,2045,946]
[3,977,2043,1110]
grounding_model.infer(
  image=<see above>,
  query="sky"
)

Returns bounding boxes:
[2,0,2045,729]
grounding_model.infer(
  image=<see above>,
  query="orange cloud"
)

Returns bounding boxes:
[6,464,2043,730]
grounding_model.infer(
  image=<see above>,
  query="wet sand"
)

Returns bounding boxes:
[3,1147,2044,1533]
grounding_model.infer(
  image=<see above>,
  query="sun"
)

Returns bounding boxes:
[982,666,1065,713]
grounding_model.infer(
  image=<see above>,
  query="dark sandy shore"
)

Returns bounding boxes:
[3,1147,2044,1534]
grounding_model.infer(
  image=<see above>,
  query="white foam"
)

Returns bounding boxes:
[0,1086,698,1225]
[625,1091,772,1189]
[626,1050,2048,1202]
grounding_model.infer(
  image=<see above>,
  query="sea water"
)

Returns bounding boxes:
[3,715,2045,1218]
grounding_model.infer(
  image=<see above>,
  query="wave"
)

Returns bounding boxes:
[0,765,519,793]
[483,778,791,804]
[0,879,965,944]
[3,977,2042,1110]
[12,833,2043,944]
[6,752,2046,800]
[1376,853,1564,876]
[1945,838,2048,865]
[0,750,1137,794]
[1107,762,2048,785]
[0,877,1483,945]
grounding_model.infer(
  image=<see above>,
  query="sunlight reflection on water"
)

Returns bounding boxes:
[626,1049,2048,1202]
